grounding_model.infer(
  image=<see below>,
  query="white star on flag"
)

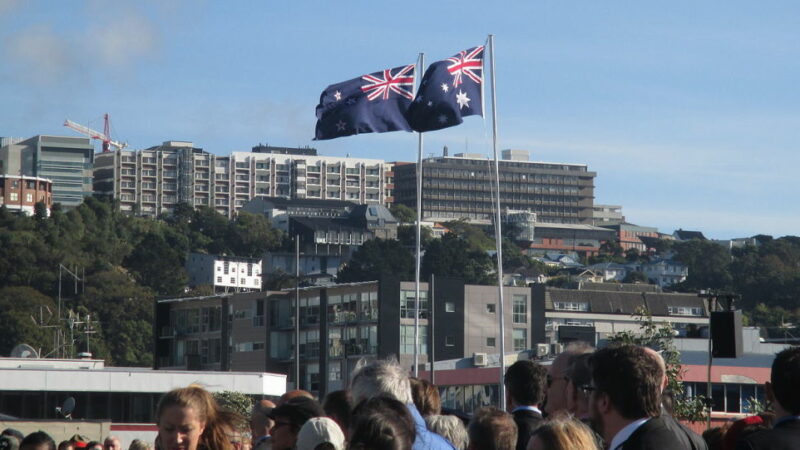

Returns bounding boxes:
[437,114,448,124]
[336,120,347,131]
[455,90,471,109]
[334,91,342,101]
[441,83,449,93]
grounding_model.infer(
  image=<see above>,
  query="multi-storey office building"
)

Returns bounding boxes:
[394,150,596,224]
[185,253,263,293]
[1,135,93,208]
[95,144,388,218]
[155,278,707,400]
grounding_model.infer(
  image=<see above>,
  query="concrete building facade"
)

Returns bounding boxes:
[394,150,596,224]
[96,144,388,218]
[185,253,263,292]
[1,135,93,208]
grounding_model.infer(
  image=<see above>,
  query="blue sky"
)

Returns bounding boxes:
[1,1,798,239]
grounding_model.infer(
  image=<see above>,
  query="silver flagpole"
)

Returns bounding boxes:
[414,52,425,378]
[488,34,507,410]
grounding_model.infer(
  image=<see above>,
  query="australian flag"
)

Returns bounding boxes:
[315,64,416,140]
[406,46,484,132]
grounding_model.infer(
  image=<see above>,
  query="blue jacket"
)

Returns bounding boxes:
[407,403,457,450]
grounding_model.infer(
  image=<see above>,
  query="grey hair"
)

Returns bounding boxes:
[349,358,413,404]
[426,414,468,450]
[127,439,151,450]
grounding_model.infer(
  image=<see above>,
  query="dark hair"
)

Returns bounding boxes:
[20,432,56,450]
[57,441,73,450]
[409,378,441,417]
[322,390,353,433]
[467,407,517,450]
[2,430,24,441]
[770,347,800,414]
[87,442,102,450]
[566,353,593,392]
[589,345,662,419]
[503,360,547,406]
[348,397,416,450]
[701,427,725,450]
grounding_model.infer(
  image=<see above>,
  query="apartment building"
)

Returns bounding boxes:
[1,135,93,208]
[394,150,596,224]
[95,144,387,218]
[185,253,263,293]
[0,175,53,215]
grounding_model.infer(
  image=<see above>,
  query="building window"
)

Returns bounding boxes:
[26,193,33,202]
[486,303,496,314]
[9,193,18,201]
[400,290,428,319]
[486,337,496,347]
[554,302,589,312]
[512,295,527,324]
[445,302,455,313]
[445,335,455,347]
[216,277,222,283]
[513,328,527,351]
[400,325,428,355]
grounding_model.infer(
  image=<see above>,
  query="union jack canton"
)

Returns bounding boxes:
[315,64,416,140]
[406,46,484,133]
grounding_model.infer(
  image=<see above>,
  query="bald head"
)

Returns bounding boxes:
[251,399,276,439]
[545,342,594,416]
[642,347,668,392]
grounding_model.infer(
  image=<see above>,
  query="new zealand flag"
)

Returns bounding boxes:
[315,64,416,140]
[406,46,484,132]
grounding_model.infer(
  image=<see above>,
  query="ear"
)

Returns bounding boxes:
[597,391,611,414]
[765,381,775,403]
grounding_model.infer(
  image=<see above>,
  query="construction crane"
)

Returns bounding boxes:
[63,113,127,152]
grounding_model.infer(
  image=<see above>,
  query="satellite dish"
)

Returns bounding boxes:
[56,397,76,419]
[10,344,39,358]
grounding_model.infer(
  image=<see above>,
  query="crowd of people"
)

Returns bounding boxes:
[1,345,797,450]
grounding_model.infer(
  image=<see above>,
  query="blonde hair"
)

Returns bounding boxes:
[528,416,598,450]
[156,384,241,450]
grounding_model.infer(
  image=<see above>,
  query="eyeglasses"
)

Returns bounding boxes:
[579,385,598,395]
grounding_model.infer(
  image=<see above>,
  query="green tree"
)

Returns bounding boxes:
[390,204,417,223]
[623,271,649,284]
[672,240,733,292]
[421,233,494,285]
[0,286,61,357]
[609,308,707,422]
[226,211,283,257]
[337,238,414,283]
[124,229,189,295]
[397,224,433,249]
[442,219,495,251]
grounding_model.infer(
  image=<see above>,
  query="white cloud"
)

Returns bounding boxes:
[89,13,161,70]
[2,25,78,85]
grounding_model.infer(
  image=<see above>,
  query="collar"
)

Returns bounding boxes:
[609,417,650,450]
[774,415,800,428]
[511,405,542,415]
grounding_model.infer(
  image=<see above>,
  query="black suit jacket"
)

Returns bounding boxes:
[512,408,543,450]
[735,418,800,450]
[620,416,708,450]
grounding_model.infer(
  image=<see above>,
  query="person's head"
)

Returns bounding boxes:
[702,427,725,450]
[526,416,599,450]
[268,396,325,450]
[296,417,345,450]
[409,378,442,417]
[57,441,73,450]
[425,414,468,450]
[86,443,102,450]
[766,347,800,416]
[103,437,121,450]
[279,390,314,405]
[588,345,662,442]
[350,358,413,405]
[641,347,668,393]
[2,432,24,443]
[19,432,55,450]
[156,384,238,450]
[126,440,150,450]
[348,397,416,450]
[565,353,593,418]
[0,435,20,450]
[503,360,547,411]
[67,436,88,450]
[467,407,517,450]
[251,399,276,439]
[545,342,594,416]
[322,390,353,439]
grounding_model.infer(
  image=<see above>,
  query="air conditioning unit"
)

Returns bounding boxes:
[473,352,488,367]
[551,342,564,355]
[536,343,550,357]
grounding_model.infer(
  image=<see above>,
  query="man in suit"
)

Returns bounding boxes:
[504,360,546,450]
[736,347,800,450]
[588,345,706,450]
[544,341,594,417]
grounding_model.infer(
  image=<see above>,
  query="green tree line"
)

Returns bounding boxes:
[0,198,284,366]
